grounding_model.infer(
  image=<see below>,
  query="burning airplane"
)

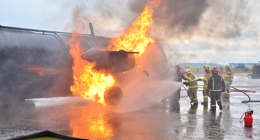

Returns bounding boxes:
[68,0,164,106]
[0,0,168,106]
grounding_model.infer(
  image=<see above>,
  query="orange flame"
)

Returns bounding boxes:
[108,5,154,55]
[69,0,161,104]
[107,0,161,70]
[69,32,115,104]
[69,105,113,139]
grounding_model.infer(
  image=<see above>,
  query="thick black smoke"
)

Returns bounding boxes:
[126,0,209,65]
[127,0,249,41]
[127,0,149,14]
[127,0,208,35]
[153,0,208,33]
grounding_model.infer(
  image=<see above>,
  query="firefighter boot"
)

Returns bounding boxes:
[216,99,222,110]
[193,97,198,105]
[218,102,222,110]
[219,104,222,110]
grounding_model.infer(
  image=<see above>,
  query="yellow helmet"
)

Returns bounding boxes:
[225,65,231,70]
[185,68,192,75]
[204,64,210,71]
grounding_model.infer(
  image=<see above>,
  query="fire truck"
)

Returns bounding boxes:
[248,62,260,79]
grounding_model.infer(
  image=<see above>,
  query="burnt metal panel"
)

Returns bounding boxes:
[0,26,110,105]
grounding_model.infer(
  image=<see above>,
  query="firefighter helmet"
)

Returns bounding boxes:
[204,64,210,71]
[185,68,192,75]
[225,65,231,70]
[211,67,218,74]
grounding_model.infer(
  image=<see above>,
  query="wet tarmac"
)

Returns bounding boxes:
[0,75,260,140]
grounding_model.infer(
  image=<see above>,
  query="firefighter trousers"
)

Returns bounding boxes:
[223,83,231,99]
[210,91,222,111]
[187,88,198,103]
[202,88,209,103]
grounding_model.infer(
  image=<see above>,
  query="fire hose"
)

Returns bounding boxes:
[230,86,251,103]
[230,86,257,128]
[230,86,260,103]
[182,85,188,91]
[180,85,189,98]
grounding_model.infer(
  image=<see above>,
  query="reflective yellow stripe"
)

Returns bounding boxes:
[189,85,198,89]
[211,89,222,91]
[204,85,208,88]
[189,78,197,82]
[211,105,216,107]
[211,76,222,91]
[225,92,230,95]
[217,100,221,101]
[203,96,208,99]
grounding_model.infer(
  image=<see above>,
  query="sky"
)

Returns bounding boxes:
[1,0,260,65]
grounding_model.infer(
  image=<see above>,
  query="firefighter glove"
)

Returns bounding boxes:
[183,82,189,86]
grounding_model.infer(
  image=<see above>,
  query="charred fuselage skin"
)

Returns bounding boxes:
[81,50,137,73]
[0,26,111,105]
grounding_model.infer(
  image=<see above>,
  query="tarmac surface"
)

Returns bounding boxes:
[0,75,260,140]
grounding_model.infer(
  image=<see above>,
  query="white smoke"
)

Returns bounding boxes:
[111,44,182,112]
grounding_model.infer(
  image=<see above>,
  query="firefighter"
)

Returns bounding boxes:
[222,65,234,100]
[208,67,225,112]
[183,68,198,105]
[175,65,186,82]
[201,64,211,105]
[172,65,187,102]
